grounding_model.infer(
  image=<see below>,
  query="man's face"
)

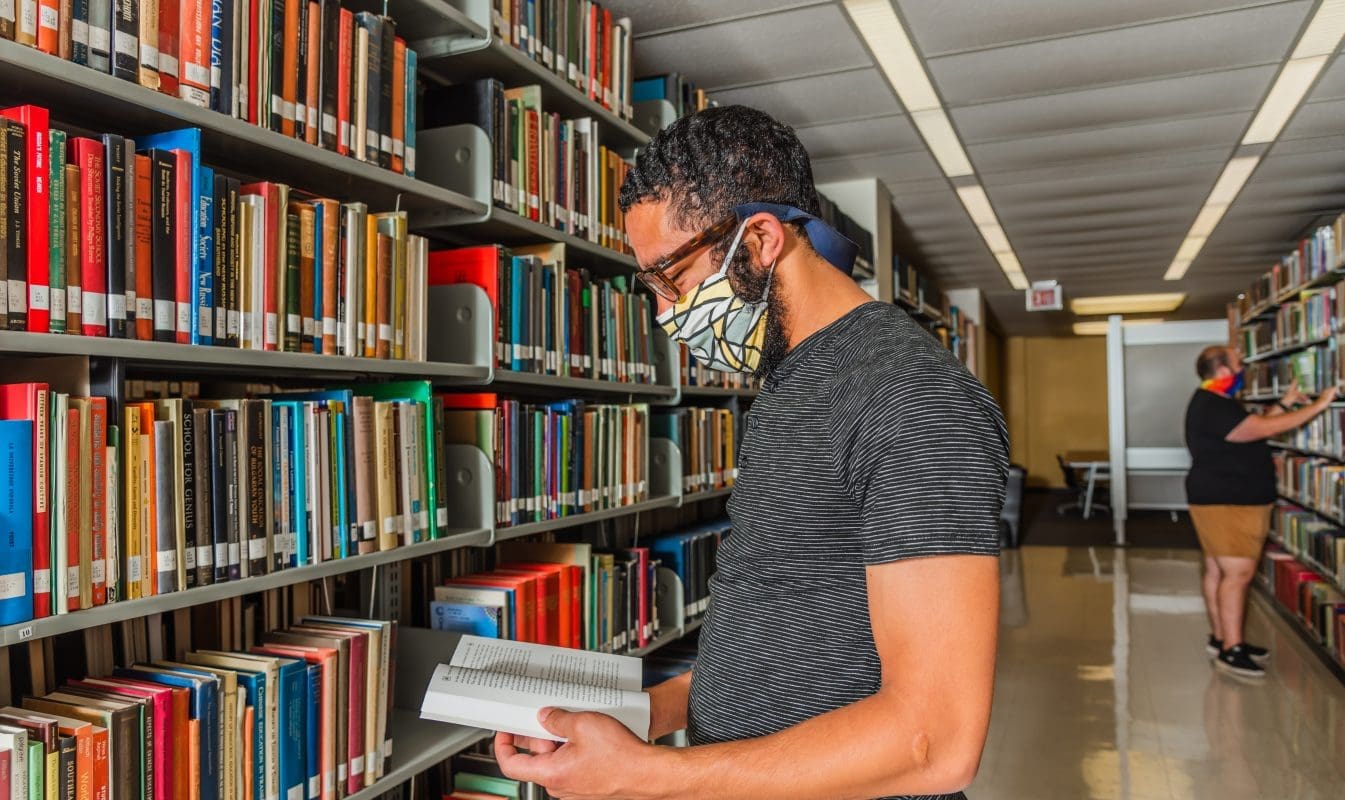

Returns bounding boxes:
[1225,349,1244,375]
[626,200,727,318]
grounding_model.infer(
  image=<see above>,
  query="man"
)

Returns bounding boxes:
[496,106,1007,800]
[1184,345,1335,679]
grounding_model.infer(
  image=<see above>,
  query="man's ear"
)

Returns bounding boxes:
[740,212,788,269]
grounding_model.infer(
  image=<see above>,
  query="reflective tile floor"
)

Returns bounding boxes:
[968,547,1345,800]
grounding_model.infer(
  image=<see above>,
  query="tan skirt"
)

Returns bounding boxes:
[1188,504,1272,560]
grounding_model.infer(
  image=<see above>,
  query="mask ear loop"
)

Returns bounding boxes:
[759,260,777,302]
[714,218,753,279]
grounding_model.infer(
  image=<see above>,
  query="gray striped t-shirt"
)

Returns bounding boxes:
[687,302,1006,800]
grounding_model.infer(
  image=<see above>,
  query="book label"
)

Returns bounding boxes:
[50,289,65,320]
[115,35,135,58]
[213,543,227,568]
[108,293,126,320]
[196,545,212,567]
[156,549,176,572]
[141,44,158,65]
[38,4,55,29]
[0,572,24,601]
[89,27,109,52]
[185,62,209,86]
[32,568,49,593]
[65,566,78,595]
[227,542,239,565]
[160,53,178,75]
[137,298,152,320]
[247,538,265,560]
[127,555,141,582]
[72,18,88,45]
[91,559,105,584]
[68,286,82,314]
[8,280,25,313]
[184,546,195,570]
[154,299,174,331]
[176,301,189,333]
[84,292,107,325]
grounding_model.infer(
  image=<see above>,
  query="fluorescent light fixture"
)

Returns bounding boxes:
[842,0,941,112]
[955,185,997,226]
[1006,271,1030,291]
[1208,156,1261,203]
[1070,293,1186,316]
[1243,55,1328,143]
[1164,259,1193,281]
[911,109,975,177]
[979,224,1011,253]
[1175,236,1206,263]
[1073,319,1164,337]
[1189,204,1229,237]
[1291,0,1345,58]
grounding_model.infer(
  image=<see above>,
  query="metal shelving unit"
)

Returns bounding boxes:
[497,495,683,542]
[681,385,760,400]
[1242,332,1336,363]
[346,713,491,800]
[492,368,677,399]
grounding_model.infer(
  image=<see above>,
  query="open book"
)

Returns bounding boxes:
[420,635,651,742]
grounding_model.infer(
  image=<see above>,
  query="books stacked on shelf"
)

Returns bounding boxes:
[652,407,736,496]
[429,538,660,654]
[424,80,632,254]
[487,0,635,122]
[11,615,395,800]
[0,379,455,626]
[1245,360,1276,398]
[678,344,760,390]
[1234,210,1345,324]
[447,745,552,799]
[649,520,725,625]
[1275,287,1338,347]
[1240,320,1275,360]
[1272,501,1345,588]
[2,0,421,176]
[440,393,650,528]
[1275,405,1345,456]
[1273,342,1339,394]
[643,636,697,688]
[817,190,874,278]
[430,244,655,383]
[0,115,428,357]
[632,72,717,118]
[1273,452,1345,520]
[948,305,978,371]
[1261,543,1345,664]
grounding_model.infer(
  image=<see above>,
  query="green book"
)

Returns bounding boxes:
[25,737,42,800]
[350,381,440,539]
[48,128,67,334]
[454,772,522,799]
[284,211,301,352]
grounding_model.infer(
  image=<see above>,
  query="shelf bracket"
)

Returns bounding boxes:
[427,283,494,382]
[404,0,493,61]
[633,99,678,139]
[650,328,681,407]
[654,565,686,639]
[412,124,493,230]
[649,437,682,506]
[440,443,497,546]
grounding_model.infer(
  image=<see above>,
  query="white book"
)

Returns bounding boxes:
[0,723,28,800]
[420,635,650,742]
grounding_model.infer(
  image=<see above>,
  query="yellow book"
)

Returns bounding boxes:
[122,407,141,600]
[374,401,398,552]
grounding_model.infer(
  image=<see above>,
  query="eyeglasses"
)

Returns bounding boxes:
[635,216,739,302]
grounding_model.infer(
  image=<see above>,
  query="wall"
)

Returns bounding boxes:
[1004,336,1110,488]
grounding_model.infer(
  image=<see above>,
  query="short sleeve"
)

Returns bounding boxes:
[833,368,1008,565]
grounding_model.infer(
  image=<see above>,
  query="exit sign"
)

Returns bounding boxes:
[1026,281,1062,312]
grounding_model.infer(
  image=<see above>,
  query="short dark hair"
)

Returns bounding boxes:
[1196,345,1232,379]
[618,105,820,234]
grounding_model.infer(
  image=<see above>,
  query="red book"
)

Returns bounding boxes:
[177,0,210,107]
[306,1,322,146]
[0,383,50,617]
[292,624,365,796]
[498,562,569,647]
[0,737,8,799]
[65,407,80,612]
[173,150,192,344]
[247,0,262,126]
[336,9,353,156]
[133,155,154,341]
[427,245,503,366]
[450,572,540,644]
[71,677,175,800]
[0,106,51,333]
[567,564,583,649]
[89,398,107,606]
[158,0,181,98]
[89,725,109,800]
[70,137,108,337]
[239,182,281,350]
[629,547,648,648]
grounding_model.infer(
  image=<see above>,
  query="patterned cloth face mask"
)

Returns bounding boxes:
[655,219,774,374]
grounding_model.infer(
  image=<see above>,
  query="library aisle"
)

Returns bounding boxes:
[973,547,1345,800]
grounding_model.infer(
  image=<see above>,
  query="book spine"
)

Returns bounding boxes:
[390,37,404,174]
[89,398,107,605]
[0,418,33,625]
[336,9,351,156]
[245,401,268,575]
[157,0,179,94]
[149,150,175,342]
[64,162,81,335]
[297,204,314,352]
[48,129,67,335]
[137,0,160,88]
[376,17,393,169]
[283,210,300,352]
[102,134,128,338]
[87,0,110,71]
[304,0,319,144]
[358,13,380,164]
[319,201,336,354]
[224,408,240,580]
[172,150,191,344]
[36,0,57,53]
[269,0,286,132]
[404,48,415,178]
[178,0,209,106]
[225,177,239,346]
[74,139,108,337]
[319,0,338,151]
[111,0,138,82]
[69,0,88,65]
[133,155,152,339]
[122,139,136,339]
[211,173,227,342]
[2,108,51,333]
[210,0,232,114]
[194,165,213,345]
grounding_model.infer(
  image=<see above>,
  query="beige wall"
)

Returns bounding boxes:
[1004,336,1109,489]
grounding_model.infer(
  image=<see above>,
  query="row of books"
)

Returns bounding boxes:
[679,345,760,391]
[632,72,718,119]
[0,114,429,358]
[1274,404,1345,458]
[429,243,657,383]
[1236,210,1345,321]
[2,615,395,800]
[425,79,632,254]
[0,379,453,625]
[1272,502,1345,588]
[896,257,949,321]
[487,0,635,123]
[1262,544,1345,665]
[1274,453,1345,522]
[1,0,421,177]
[441,394,649,528]
[447,745,550,800]
[653,407,737,496]
[1244,341,1338,397]
[428,523,724,653]
[1241,288,1339,357]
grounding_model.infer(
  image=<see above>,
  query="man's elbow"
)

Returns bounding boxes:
[897,731,985,796]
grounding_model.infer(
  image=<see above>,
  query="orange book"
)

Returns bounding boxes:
[136,403,158,598]
[281,0,301,137]
[390,37,405,173]
[316,198,338,354]
[37,0,59,53]
[133,155,154,340]
[177,0,210,107]
[374,233,391,359]
[363,215,377,357]
[497,562,570,647]
[17,707,93,800]
[89,725,109,800]
[188,718,200,800]
[305,0,321,145]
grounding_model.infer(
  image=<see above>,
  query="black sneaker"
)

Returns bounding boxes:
[1215,645,1266,679]
[1207,636,1270,663]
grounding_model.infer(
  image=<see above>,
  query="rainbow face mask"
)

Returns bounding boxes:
[656,219,773,374]
[1201,369,1245,397]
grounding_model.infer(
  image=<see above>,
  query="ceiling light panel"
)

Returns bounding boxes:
[1291,0,1345,58]
[1073,319,1165,336]
[1164,259,1193,281]
[1242,55,1329,144]
[1070,293,1187,315]
[842,0,941,112]
[955,185,998,226]
[979,224,1012,253]
[1208,156,1262,204]
[910,109,976,177]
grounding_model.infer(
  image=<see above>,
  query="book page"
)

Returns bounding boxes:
[450,635,643,692]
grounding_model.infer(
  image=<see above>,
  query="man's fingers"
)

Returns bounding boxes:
[537,706,579,738]
[495,732,549,784]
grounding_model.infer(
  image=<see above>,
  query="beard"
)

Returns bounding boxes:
[725,243,790,378]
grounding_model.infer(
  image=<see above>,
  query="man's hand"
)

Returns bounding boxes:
[495,708,669,800]
[1315,386,1339,407]
[1282,381,1306,407]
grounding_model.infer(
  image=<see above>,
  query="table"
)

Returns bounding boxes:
[1064,450,1110,519]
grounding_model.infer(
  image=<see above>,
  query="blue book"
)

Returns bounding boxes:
[274,656,308,800]
[272,401,309,566]
[431,602,502,637]
[211,0,236,116]
[510,257,526,371]
[312,202,324,354]
[138,129,212,345]
[197,166,215,346]
[405,50,417,178]
[331,408,349,559]
[116,667,220,800]
[304,663,321,799]
[0,420,33,625]
[234,670,268,800]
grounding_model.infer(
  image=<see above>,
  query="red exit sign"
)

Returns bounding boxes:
[1026,281,1062,312]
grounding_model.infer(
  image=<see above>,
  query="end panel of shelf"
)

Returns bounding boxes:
[0,40,486,217]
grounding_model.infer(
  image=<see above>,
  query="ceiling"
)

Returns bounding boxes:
[603,0,1345,335]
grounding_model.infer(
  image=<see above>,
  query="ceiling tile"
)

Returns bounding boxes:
[605,0,819,37]
[1279,97,1345,142]
[711,68,901,128]
[967,113,1249,172]
[923,2,1310,105]
[795,114,922,161]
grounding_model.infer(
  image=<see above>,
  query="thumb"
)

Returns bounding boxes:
[537,706,578,738]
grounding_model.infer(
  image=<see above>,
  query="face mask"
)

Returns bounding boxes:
[656,219,773,374]
[1201,368,1244,397]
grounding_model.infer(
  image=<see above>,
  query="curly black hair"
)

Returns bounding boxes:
[618,105,821,229]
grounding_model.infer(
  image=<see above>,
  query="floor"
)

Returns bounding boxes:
[968,546,1345,800]
[1013,490,1201,550]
